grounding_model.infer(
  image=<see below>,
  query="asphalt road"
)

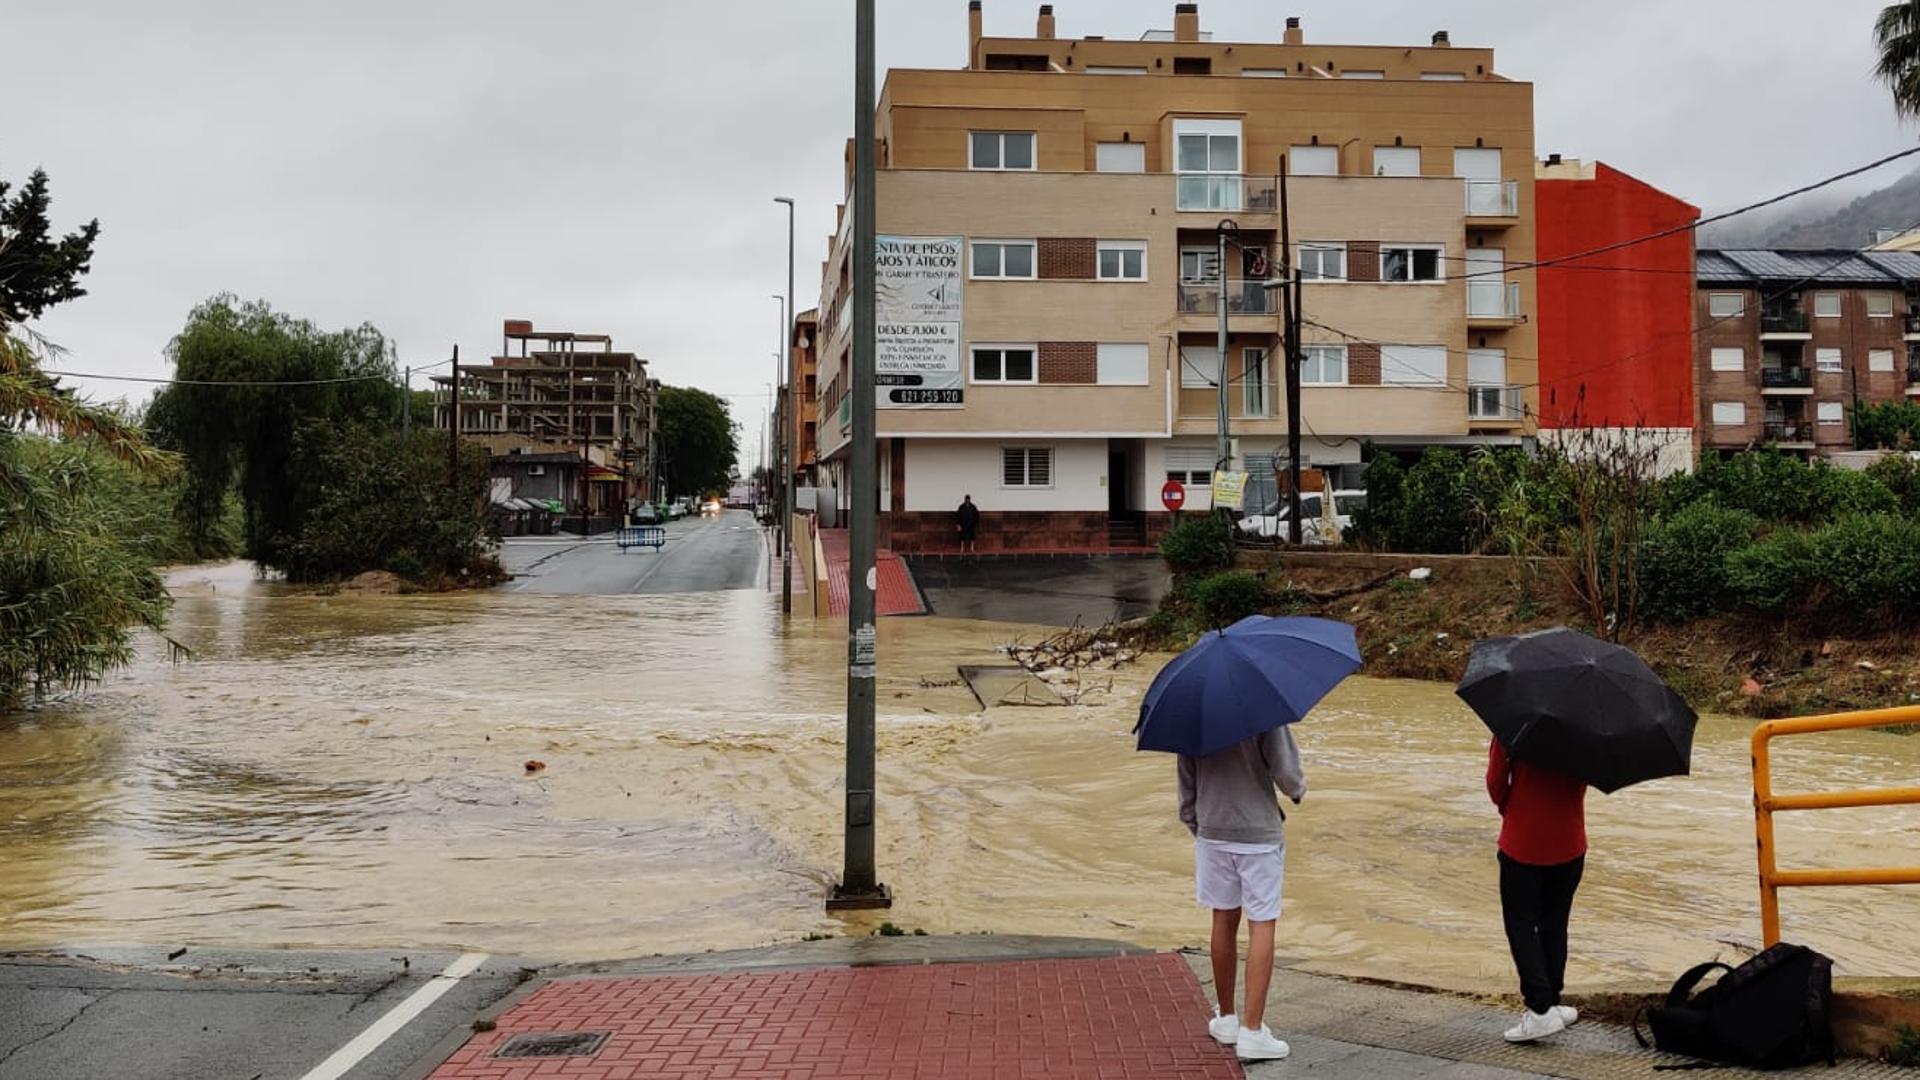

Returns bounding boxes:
[497,509,767,595]
[0,947,527,1080]
[906,555,1172,626]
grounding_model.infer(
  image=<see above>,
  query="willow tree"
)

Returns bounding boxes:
[149,296,402,567]
[2,166,177,706]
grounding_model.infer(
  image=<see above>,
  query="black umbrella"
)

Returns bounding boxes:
[1455,626,1697,794]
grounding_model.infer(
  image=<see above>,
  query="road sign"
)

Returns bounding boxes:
[1161,479,1186,512]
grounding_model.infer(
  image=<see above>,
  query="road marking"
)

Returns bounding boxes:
[298,952,489,1080]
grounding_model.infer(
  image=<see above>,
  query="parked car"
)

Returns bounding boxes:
[633,503,659,524]
[1236,490,1367,545]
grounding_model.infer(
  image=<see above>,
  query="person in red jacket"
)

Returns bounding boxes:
[1487,736,1588,1043]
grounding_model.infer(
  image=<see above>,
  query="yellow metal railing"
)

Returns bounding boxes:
[1752,706,1920,946]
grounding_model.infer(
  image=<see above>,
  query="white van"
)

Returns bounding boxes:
[1237,490,1367,544]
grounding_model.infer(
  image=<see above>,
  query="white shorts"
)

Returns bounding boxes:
[1196,837,1285,922]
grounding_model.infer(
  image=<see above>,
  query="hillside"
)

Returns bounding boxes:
[1698,166,1920,250]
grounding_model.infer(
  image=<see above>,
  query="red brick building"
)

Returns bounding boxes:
[1535,159,1699,470]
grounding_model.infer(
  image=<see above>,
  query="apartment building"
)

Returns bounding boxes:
[790,309,820,488]
[432,319,659,517]
[1696,250,1920,456]
[1535,158,1699,474]
[812,2,1538,553]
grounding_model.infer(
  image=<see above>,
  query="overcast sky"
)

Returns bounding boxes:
[3,0,1912,463]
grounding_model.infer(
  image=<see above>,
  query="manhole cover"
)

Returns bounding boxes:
[493,1032,610,1059]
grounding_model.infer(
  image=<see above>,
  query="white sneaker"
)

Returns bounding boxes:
[1503,1008,1567,1043]
[1555,1004,1579,1027]
[1236,1025,1292,1061]
[1208,1011,1239,1045]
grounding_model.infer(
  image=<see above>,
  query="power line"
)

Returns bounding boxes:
[46,356,455,388]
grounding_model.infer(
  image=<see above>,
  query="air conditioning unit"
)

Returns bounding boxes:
[527,465,546,477]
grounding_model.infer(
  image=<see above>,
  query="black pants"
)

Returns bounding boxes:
[1498,852,1585,1015]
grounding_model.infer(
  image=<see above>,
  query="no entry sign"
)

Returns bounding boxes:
[1161,479,1186,512]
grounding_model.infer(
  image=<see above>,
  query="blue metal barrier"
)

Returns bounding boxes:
[615,526,665,552]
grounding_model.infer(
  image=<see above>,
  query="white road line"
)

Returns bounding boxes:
[298,952,489,1080]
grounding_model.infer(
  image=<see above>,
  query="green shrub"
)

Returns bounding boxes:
[1725,530,1820,615]
[1683,452,1896,524]
[1638,503,1758,622]
[1851,400,1920,451]
[1158,513,1233,572]
[1184,571,1268,629]
[1811,514,1920,611]
[1864,453,1920,515]
[1889,1023,1920,1067]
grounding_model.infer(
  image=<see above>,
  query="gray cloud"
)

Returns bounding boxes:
[3,0,1909,461]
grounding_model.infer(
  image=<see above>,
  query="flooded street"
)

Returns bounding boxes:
[3,561,1918,993]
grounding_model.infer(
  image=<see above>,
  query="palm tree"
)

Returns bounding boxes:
[1875,1,1920,117]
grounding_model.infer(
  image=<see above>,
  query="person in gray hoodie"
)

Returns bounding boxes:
[1178,725,1306,1062]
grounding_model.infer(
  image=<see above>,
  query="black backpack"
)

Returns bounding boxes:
[1633,943,1834,1070]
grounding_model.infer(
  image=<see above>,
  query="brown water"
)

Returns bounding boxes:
[3,560,1919,992]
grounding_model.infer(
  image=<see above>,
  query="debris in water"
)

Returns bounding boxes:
[524,760,547,774]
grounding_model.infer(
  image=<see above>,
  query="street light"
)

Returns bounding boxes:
[775,196,798,616]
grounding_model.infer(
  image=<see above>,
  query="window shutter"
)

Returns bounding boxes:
[1002,447,1025,486]
[1027,449,1052,487]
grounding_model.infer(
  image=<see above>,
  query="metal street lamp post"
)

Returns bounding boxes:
[775,196,798,616]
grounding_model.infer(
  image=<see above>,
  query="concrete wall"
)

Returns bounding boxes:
[901,437,1109,513]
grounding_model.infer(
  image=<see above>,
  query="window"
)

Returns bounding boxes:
[1381,245,1444,283]
[1868,293,1896,317]
[1817,347,1843,373]
[969,131,1035,171]
[1097,343,1149,385]
[1709,293,1746,318]
[1002,447,1053,487]
[1453,147,1503,180]
[1180,246,1221,283]
[1165,447,1215,486]
[1302,344,1347,385]
[1180,346,1220,389]
[1299,243,1346,282]
[984,54,1049,71]
[1817,402,1845,426]
[1421,72,1467,81]
[972,345,1037,384]
[1242,68,1287,78]
[1381,345,1447,386]
[971,240,1036,280]
[1086,65,1148,75]
[1871,348,1897,372]
[1712,402,1746,426]
[1341,70,1386,79]
[1173,57,1213,75]
[1243,348,1269,416]
[1095,142,1146,173]
[1373,147,1420,177]
[1814,292,1842,318]
[1290,145,1338,176]
[1175,119,1243,211]
[1710,348,1745,372]
[1468,348,1508,386]
[1097,240,1148,280]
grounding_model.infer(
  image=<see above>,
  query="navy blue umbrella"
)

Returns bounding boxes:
[1135,615,1362,757]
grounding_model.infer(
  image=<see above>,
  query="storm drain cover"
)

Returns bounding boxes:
[493,1032,609,1059]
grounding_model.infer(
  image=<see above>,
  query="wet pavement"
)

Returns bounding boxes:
[907,554,1171,625]
[498,509,765,595]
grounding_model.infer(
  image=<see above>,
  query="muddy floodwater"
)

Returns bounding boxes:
[4,561,1919,992]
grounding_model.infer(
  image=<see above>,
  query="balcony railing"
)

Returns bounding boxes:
[1761,367,1813,389]
[1763,421,1813,444]
[1467,383,1525,421]
[1468,281,1523,319]
[1465,179,1519,217]
[1905,314,1920,334]
[1176,174,1280,213]
[1761,311,1810,334]
[1909,363,1920,385]
[1178,280,1278,315]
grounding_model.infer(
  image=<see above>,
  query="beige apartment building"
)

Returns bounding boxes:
[814,3,1539,552]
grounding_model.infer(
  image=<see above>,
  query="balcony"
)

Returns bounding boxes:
[1760,367,1813,393]
[1467,383,1525,422]
[1467,281,1523,324]
[1178,280,1278,316]
[1760,311,1812,338]
[1908,363,1920,395]
[1176,174,1279,214]
[1465,180,1519,220]
[1905,315,1920,338]
[1762,420,1815,446]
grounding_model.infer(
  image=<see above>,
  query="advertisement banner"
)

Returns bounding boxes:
[1211,470,1248,512]
[876,235,964,409]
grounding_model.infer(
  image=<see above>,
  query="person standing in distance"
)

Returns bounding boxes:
[956,494,980,554]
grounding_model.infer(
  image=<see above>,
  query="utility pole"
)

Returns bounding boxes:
[1279,156,1304,545]
[776,196,797,616]
[402,365,412,439]
[1215,225,1232,477]
[772,297,787,559]
[447,345,460,488]
[830,0,889,911]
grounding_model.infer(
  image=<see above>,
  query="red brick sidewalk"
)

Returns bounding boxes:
[427,954,1239,1080]
[820,527,925,617]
